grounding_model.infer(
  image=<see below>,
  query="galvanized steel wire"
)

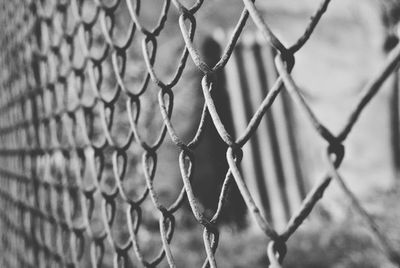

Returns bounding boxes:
[0,0,399,267]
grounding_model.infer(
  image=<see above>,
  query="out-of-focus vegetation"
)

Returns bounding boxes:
[157,183,400,268]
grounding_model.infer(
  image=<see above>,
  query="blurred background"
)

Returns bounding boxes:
[96,0,400,266]
[117,0,400,267]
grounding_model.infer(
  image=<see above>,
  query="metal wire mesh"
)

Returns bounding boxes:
[0,0,399,267]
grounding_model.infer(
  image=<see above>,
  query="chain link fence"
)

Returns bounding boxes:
[0,0,399,267]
